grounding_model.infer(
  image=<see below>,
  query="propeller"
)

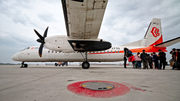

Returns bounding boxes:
[34,26,49,57]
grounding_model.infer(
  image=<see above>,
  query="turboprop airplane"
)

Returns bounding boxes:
[31,0,111,69]
[12,18,180,69]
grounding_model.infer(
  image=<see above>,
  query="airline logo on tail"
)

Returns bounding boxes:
[151,27,160,37]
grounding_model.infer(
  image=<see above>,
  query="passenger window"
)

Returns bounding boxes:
[48,50,50,53]
[52,51,54,53]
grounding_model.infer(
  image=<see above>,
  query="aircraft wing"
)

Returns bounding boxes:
[61,0,108,39]
[155,36,180,47]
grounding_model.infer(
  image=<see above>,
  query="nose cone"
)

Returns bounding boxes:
[12,53,19,61]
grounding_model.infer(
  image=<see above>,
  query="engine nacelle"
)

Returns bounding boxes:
[45,35,112,52]
[44,35,74,53]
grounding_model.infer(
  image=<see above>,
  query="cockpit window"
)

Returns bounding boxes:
[34,47,38,49]
[21,47,30,51]
[21,46,46,51]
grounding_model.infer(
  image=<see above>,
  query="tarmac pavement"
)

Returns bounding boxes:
[0,65,180,101]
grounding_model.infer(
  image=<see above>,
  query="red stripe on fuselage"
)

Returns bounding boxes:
[89,35,166,55]
[89,46,167,55]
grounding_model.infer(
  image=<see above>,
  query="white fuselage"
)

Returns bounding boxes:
[12,46,127,62]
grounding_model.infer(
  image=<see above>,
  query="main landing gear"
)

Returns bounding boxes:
[20,61,28,68]
[82,61,90,69]
[81,52,90,69]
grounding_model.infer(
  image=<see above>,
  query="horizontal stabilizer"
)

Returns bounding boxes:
[155,36,180,47]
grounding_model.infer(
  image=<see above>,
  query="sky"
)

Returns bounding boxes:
[0,0,180,64]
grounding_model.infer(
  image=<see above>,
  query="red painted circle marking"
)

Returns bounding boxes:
[67,80,131,98]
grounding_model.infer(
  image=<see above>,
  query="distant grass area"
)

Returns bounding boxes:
[0,63,21,65]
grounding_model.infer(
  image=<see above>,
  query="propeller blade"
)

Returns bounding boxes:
[43,26,49,38]
[34,29,44,41]
[37,39,42,43]
[34,27,49,57]
[39,43,44,57]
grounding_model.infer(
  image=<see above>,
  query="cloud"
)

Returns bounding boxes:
[38,14,54,22]
[0,30,37,63]
[101,0,180,42]
[12,14,29,25]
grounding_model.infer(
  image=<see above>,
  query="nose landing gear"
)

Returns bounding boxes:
[20,61,28,68]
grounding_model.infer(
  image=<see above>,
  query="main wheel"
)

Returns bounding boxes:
[55,63,58,66]
[82,61,90,69]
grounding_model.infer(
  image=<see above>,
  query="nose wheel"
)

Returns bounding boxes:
[20,61,28,68]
